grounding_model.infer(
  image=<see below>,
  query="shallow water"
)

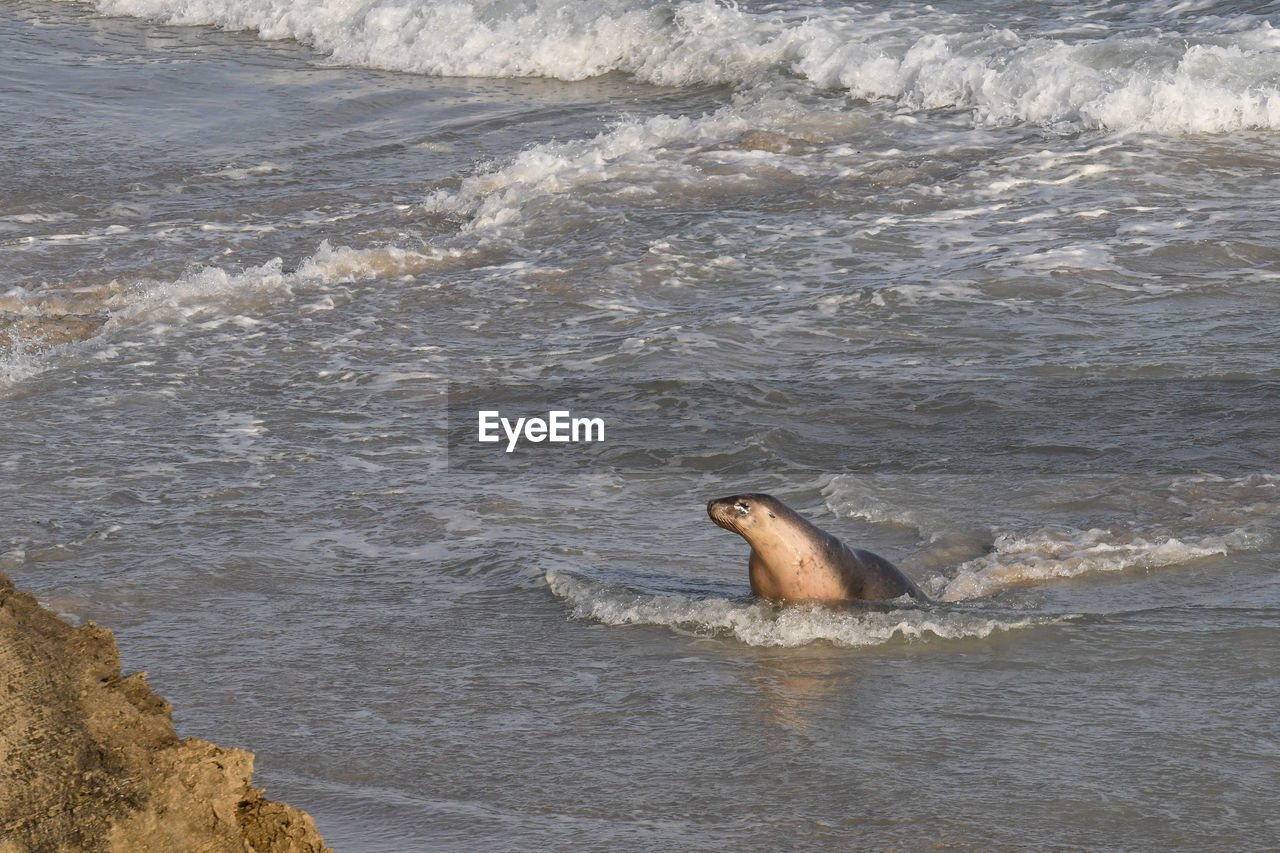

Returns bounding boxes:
[3,0,1279,849]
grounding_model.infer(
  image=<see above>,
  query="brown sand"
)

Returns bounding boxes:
[0,572,333,853]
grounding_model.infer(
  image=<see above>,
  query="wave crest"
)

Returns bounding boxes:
[1,241,462,388]
[936,527,1262,602]
[80,0,1280,133]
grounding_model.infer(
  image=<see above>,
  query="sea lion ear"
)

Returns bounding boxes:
[767,511,775,518]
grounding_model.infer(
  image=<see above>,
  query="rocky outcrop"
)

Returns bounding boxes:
[0,572,332,853]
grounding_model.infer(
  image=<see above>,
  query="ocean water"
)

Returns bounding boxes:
[3,0,1280,849]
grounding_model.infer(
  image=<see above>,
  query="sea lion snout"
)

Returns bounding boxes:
[707,497,733,529]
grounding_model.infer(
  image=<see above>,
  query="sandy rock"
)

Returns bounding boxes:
[0,572,332,853]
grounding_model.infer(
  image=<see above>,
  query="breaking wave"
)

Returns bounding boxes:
[70,0,1280,134]
[1,241,463,388]
[933,526,1261,602]
[824,473,1276,602]
[545,569,1066,648]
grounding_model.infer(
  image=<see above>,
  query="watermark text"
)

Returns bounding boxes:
[477,410,605,452]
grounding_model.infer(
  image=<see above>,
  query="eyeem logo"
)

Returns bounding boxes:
[477,410,605,453]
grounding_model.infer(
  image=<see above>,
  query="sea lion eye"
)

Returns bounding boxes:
[735,501,750,516]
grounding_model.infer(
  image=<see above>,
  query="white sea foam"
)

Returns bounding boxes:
[824,472,1275,603]
[75,0,1280,134]
[0,241,462,388]
[935,526,1260,601]
[202,162,288,181]
[424,108,760,229]
[545,569,1060,648]
[0,337,48,387]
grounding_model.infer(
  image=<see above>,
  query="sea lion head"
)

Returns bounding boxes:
[706,493,791,541]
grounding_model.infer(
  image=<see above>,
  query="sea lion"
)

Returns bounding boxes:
[707,493,928,604]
